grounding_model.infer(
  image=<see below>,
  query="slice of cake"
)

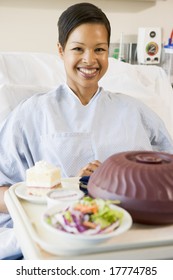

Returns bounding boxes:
[26,161,61,196]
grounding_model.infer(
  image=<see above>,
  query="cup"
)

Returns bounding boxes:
[46,188,84,208]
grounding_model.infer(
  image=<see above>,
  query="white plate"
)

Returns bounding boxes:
[15,183,46,204]
[14,177,81,204]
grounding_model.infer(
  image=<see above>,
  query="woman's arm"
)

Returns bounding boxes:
[0,186,9,213]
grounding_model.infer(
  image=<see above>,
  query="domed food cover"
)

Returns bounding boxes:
[87,151,173,224]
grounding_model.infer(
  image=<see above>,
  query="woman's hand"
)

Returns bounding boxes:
[77,160,101,177]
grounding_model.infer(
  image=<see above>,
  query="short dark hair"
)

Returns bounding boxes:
[58,2,111,49]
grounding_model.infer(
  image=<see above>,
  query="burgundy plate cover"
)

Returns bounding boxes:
[88,151,173,224]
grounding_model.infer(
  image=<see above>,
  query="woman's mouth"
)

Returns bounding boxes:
[77,67,99,78]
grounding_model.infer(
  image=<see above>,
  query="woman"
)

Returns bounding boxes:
[0,3,173,222]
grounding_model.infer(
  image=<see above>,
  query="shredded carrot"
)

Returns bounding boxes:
[83,221,97,229]
[74,203,98,214]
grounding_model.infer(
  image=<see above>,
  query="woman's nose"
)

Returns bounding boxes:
[82,50,96,64]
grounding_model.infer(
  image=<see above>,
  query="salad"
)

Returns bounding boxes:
[44,197,123,235]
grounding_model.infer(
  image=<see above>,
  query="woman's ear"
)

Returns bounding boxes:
[57,43,64,59]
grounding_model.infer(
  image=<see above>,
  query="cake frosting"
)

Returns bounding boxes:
[26,161,61,196]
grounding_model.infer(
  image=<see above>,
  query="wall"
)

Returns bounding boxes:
[0,0,172,54]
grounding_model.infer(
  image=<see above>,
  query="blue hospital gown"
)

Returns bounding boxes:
[0,84,173,226]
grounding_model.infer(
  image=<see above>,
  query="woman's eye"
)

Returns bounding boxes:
[95,48,105,52]
[72,47,83,52]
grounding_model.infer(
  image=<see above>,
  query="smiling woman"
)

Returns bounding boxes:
[57,3,111,105]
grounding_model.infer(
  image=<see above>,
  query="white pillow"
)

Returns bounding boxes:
[0,52,66,123]
[0,52,66,86]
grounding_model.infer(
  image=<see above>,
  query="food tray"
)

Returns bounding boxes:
[4,179,173,260]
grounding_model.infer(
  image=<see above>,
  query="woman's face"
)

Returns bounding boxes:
[58,23,109,102]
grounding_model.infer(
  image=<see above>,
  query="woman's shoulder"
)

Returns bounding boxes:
[18,84,65,108]
[102,87,145,106]
[101,87,161,120]
[1,85,64,125]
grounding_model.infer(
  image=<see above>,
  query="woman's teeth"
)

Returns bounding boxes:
[79,68,98,75]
